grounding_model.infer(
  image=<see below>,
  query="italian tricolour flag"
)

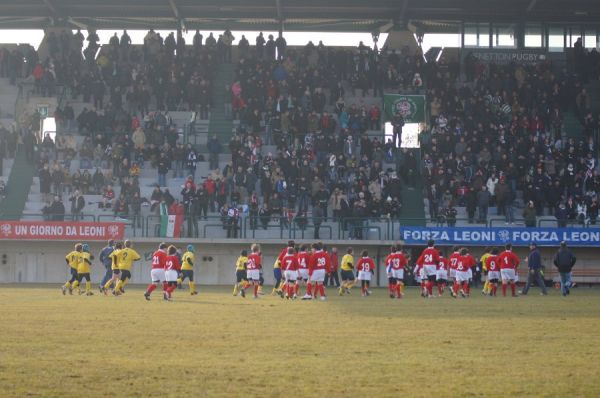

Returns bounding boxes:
[160,202,183,238]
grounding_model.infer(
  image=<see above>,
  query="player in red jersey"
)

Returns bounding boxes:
[385,246,407,299]
[304,242,329,301]
[357,250,376,297]
[497,243,520,297]
[296,245,311,297]
[448,246,461,296]
[436,251,449,297]
[273,240,295,296]
[163,245,181,301]
[246,244,262,299]
[416,240,440,298]
[281,247,299,299]
[485,248,500,296]
[453,248,476,298]
[144,242,168,300]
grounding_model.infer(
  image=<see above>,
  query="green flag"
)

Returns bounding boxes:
[383,94,426,123]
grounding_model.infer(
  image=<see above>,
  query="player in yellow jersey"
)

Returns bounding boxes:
[233,250,249,297]
[71,244,95,295]
[102,241,123,294]
[480,247,492,295]
[339,247,356,295]
[113,240,141,295]
[62,243,83,295]
[176,244,198,295]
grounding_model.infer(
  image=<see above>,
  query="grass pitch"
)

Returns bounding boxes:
[1,284,600,397]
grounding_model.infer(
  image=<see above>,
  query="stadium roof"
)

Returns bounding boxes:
[0,0,599,31]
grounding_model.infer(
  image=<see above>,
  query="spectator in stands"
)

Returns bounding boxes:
[69,190,85,221]
[0,179,5,199]
[130,191,142,228]
[477,186,491,224]
[113,194,129,219]
[43,195,65,221]
[523,200,537,227]
[39,164,52,201]
[100,185,115,210]
[157,152,169,187]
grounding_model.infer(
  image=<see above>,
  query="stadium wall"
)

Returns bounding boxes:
[0,239,597,286]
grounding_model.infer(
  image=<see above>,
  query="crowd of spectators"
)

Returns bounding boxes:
[21,28,600,233]
[422,51,599,227]
[28,29,432,238]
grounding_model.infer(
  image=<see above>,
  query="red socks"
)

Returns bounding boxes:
[319,284,326,297]
[510,282,516,296]
[162,281,168,292]
[453,281,459,295]
[437,283,443,295]
[287,284,295,297]
[395,284,402,297]
[166,284,176,295]
[462,281,469,294]
[306,283,313,296]
[146,284,157,294]
[502,283,507,297]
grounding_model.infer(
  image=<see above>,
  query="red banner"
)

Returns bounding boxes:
[0,221,125,241]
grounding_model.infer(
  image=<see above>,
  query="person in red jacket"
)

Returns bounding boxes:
[497,243,520,297]
[324,246,340,288]
[203,176,216,211]
[164,245,181,300]
[357,250,376,297]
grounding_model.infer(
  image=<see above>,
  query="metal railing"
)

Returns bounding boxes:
[3,212,600,240]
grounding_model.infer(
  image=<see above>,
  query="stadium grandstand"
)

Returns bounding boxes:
[3,2,600,397]
[0,0,599,243]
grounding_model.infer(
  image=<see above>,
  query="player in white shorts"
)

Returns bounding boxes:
[281,247,298,299]
[498,243,520,297]
[485,248,500,296]
[385,246,407,299]
[436,250,449,296]
[453,248,476,298]
[295,245,311,297]
[144,242,168,300]
[357,250,376,297]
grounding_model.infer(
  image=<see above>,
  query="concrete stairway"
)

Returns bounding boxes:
[0,78,19,120]
[208,63,235,151]
[1,149,36,219]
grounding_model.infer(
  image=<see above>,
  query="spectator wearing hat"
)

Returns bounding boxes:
[553,242,577,296]
[521,243,548,296]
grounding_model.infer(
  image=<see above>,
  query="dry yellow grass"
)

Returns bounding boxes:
[1,284,600,397]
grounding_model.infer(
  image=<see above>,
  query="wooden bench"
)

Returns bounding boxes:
[546,269,600,286]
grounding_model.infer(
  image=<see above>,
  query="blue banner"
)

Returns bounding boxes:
[400,227,600,247]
